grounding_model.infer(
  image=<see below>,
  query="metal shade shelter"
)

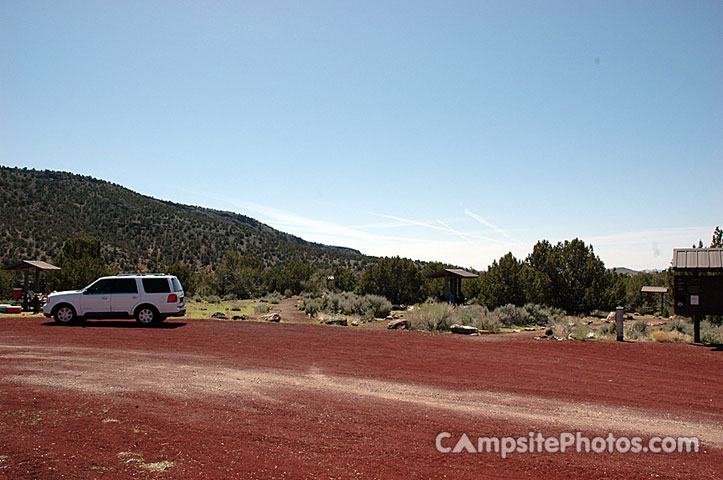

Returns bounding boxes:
[3,260,61,311]
[641,286,668,316]
[426,268,479,304]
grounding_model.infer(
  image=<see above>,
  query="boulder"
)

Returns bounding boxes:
[350,320,360,327]
[585,331,596,340]
[387,319,408,330]
[544,328,553,336]
[211,312,228,320]
[231,315,247,321]
[324,318,348,326]
[263,313,281,322]
[605,311,616,323]
[450,324,478,335]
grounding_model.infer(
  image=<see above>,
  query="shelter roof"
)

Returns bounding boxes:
[672,248,723,271]
[3,260,61,271]
[426,268,479,279]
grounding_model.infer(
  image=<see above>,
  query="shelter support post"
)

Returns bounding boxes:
[693,315,701,343]
[615,306,624,342]
[22,271,29,311]
[660,293,664,317]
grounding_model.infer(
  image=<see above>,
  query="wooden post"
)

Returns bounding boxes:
[693,314,701,343]
[615,306,624,341]
[22,271,29,311]
[660,292,664,317]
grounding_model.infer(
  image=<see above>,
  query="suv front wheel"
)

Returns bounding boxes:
[135,305,159,326]
[53,304,77,325]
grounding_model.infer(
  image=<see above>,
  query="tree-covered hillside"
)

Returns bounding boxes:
[0,166,369,272]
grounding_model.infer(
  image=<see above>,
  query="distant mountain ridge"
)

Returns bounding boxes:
[0,166,368,272]
[612,267,639,276]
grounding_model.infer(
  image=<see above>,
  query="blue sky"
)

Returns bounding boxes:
[2,1,721,270]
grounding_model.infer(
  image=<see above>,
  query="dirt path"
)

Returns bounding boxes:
[3,343,722,448]
[1,316,721,479]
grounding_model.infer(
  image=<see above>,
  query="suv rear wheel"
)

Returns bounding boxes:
[135,305,159,326]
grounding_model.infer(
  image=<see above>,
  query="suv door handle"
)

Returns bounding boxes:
[132,296,139,299]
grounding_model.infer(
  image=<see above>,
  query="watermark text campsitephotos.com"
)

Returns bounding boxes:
[435,432,699,458]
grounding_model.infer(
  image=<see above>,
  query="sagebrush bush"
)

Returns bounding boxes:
[569,324,593,341]
[254,304,270,314]
[523,303,565,326]
[495,304,532,327]
[407,303,549,333]
[299,292,391,320]
[262,292,283,304]
[701,321,723,344]
[407,303,455,331]
[665,319,692,335]
[301,297,323,316]
[205,295,221,304]
[453,305,502,332]
[407,304,506,333]
[549,317,575,339]
[364,295,393,318]
[625,320,649,340]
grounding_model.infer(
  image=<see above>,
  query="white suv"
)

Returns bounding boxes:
[43,274,186,326]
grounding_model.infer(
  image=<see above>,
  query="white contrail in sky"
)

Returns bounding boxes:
[464,208,518,242]
[372,212,499,242]
[437,219,470,241]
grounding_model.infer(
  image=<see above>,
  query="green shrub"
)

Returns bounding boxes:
[205,295,221,304]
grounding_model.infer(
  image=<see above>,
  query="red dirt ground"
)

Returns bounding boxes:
[1,313,721,479]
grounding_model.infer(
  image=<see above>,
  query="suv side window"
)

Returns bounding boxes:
[171,277,183,292]
[110,278,138,294]
[86,279,114,294]
[142,278,171,294]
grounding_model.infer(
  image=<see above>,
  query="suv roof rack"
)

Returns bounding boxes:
[116,273,170,276]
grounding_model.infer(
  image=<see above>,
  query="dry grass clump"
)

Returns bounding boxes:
[651,330,688,343]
